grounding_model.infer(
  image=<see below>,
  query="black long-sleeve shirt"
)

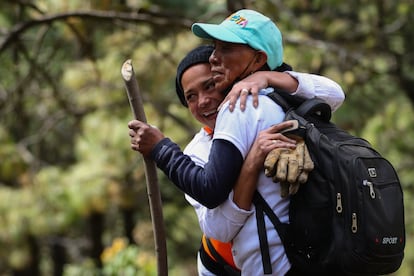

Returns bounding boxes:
[150,137,243,209]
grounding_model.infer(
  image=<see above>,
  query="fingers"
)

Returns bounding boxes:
[261,133,296,148]
[275,154,288,182]
[129,121,140,151]
[128,119,146,130]
[287,157,299,183]
[130,135,140,151]
[239,87,260,111]
[289,182,300,195]
[239,88,249,111]
[130,128,141,151]
[297,171,309,184]
[274,135,297,146]
[128,120,163,156]
[267,120,297,134]
[128,129,136,137]
[128,119,139,128]
[221,85,261,112]
[221,89,239,112]
[296,141,305,171]
[262,128,315,198]
[296,144,314,184]
[223,71,276,111]
[250,87,259,108]
[228,88,250,112]
[303,145,314,171]
[264,148,283,176]
[128,120,146,141]
[280,182,290,198]
[259,124,298,146]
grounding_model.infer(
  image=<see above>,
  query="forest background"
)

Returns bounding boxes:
[0,0,413,275]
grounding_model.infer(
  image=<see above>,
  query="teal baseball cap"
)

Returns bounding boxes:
[192,9,283,70]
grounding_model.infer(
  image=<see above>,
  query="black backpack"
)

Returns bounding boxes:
[253,91,405,275]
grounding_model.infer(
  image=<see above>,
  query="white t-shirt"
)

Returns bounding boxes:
[189,95,290,275]
[184,72,345,275]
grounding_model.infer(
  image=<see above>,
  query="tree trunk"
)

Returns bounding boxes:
[122,208,135,244]
[89,212,104,267]
[51,237,66,276]
[12,235,39,276]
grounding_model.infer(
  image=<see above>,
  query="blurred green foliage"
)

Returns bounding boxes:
[0,0,413,275]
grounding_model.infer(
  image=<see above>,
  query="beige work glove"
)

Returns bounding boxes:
[264,136,314,198]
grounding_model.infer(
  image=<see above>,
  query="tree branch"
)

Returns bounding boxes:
[0,10,193,54]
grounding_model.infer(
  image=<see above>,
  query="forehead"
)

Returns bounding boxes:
[181,63,212,90]
[213,40,251,51]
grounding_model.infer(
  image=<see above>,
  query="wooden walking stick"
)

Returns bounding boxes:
[121,59,168,275]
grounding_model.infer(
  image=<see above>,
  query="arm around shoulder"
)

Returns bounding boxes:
[285,71,345,112]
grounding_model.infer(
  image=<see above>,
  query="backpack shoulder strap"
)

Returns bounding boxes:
[253,191,289,243]
[266,90,332,122]
[266,91,292,112]
[253,191,290,274]
[296,98,332,122]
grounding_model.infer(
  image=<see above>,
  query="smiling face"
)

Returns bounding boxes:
[181,63,225,130]
[209,40,266,92]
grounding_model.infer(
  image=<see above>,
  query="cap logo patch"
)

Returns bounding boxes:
[227,14,248,28]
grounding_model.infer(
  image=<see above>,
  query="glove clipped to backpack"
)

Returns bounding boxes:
[264,134,314,198]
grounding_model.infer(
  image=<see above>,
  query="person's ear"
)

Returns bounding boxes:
[254,51,268,68]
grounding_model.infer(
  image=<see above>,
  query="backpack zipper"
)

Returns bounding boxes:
[363,180,376,199]
[336,193,343,213]
[351,213,358,233]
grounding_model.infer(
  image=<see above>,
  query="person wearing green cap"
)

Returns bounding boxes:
[187,10,344,274]
[192,9,284,73]
[192,9,343,114]
[128,9,345,275]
